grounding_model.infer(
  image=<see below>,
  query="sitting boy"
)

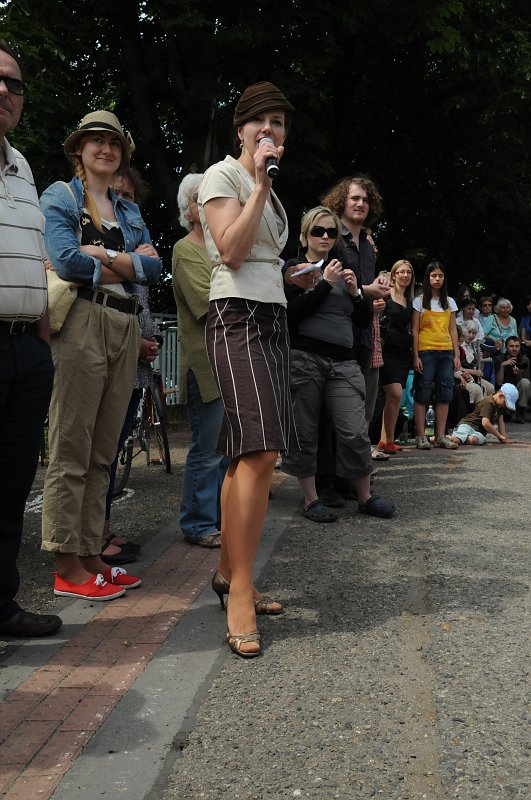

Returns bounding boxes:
[447,383,518,446]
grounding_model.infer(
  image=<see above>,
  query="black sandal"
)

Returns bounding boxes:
[103,534,141,554]
[358,495,396,518]
[302,500,338,523]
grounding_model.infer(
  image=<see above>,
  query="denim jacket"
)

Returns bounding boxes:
[39,177,162,289]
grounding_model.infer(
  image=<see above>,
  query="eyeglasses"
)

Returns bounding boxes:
[0,75,26,96]
[309,226,338,239]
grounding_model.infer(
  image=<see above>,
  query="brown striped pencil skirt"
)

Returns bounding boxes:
[206,298,298,459]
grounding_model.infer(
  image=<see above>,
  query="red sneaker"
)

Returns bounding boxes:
[54,573,125,601]
[378,441,402,454]
[102,566,142,589]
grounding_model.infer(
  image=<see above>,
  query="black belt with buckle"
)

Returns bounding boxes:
[77,287,141,315]
[0,320,36,335]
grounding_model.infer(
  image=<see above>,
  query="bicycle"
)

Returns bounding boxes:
[113,322,174,495]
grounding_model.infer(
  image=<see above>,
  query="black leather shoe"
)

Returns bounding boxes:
[0,610,62,638]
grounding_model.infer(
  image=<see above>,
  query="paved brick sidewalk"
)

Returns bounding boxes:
[0,469,289,800]
[0,540,218,799]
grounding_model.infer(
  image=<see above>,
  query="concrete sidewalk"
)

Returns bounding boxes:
[0,430,529,800]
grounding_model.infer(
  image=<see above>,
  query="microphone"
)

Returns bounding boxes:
[259,136,279,179]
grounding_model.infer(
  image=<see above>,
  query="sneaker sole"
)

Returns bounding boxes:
[114,579,142,590]
[53,588,126,600]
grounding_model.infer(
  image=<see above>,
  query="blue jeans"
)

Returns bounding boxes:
[179,370,229,542]
[414,350,455,404]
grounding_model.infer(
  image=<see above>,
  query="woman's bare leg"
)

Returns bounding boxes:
[217,460,236,581]
[413,401,426,437]
[380,383,402,443]
[222,450,278,654]
[55,553,94,584]
[435,402,449,440]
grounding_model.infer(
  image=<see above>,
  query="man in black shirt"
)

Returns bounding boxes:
[321,176,390,377]
[495,336,530,422]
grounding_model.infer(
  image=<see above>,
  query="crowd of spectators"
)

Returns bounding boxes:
[1,45,528,653]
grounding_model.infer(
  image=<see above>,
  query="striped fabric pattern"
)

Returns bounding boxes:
[0,139,47,321]
[206,298,297,458]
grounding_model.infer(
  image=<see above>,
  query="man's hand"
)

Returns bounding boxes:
[363,275,390,300]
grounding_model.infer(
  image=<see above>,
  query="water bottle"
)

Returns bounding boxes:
[398,406,409,444]
[425,404,435,437]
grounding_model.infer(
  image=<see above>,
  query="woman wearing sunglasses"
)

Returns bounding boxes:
[282,207,396,522]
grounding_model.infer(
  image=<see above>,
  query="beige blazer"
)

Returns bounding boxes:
[198,156,288,306]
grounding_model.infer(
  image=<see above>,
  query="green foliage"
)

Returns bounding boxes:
[1,0,530,313]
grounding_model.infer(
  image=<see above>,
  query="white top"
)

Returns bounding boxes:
[199,156,288,306]
[413,296,458,313]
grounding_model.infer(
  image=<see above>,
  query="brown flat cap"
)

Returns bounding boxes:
[233,81,294,126]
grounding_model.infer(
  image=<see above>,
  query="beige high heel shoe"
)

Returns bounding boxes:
[225,595,261,658]
[226,628,261,658]
[211,570,284,615]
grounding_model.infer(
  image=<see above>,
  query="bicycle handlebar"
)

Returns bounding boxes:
[157,320,177,332]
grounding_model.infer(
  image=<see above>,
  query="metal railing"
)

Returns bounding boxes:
[152,314,180,405]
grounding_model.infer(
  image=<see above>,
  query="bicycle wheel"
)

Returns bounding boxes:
[113,436,133,496]
[151,381,172,473]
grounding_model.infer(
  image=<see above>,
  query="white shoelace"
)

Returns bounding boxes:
[110,567,127,579]
[95,573,107,587]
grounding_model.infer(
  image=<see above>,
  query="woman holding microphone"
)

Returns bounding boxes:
[199,82,295,657]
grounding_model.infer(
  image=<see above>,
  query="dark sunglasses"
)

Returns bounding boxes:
[309,226,338,239]
[0,75,26,96]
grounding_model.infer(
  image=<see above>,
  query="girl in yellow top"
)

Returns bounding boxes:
[412,261,460,449]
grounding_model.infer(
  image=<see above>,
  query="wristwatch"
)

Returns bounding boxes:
[352,287,363,302]
[106,249,118,268]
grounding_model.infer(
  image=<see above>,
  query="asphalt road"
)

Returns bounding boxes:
[2,421,529,800]
[157,423,530,800]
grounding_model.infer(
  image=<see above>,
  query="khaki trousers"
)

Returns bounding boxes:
[42,297,140,557]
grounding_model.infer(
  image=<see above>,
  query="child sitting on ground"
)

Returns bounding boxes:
[447,383,518,446]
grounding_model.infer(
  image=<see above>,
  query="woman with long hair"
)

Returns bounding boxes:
[377,259,415,453]
[199,82,295,657]
[40,112,162,600]
[412,261,460,449]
